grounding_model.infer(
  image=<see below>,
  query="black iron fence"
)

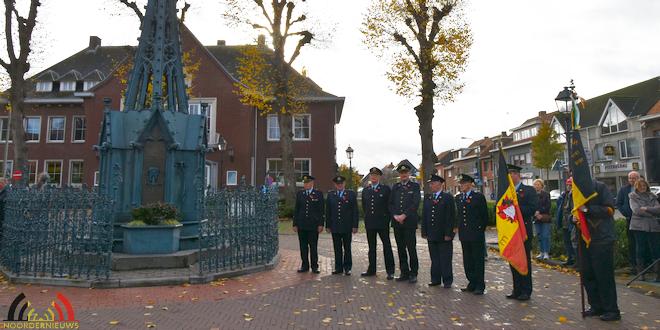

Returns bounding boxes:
[198,184,279,275]
[0,186,114,279]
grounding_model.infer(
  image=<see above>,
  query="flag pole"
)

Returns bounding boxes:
[577,227,586,317]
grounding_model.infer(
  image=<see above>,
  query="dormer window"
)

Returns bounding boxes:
[83,80,99,91]
[35,81,52,92]
[59,81,76,92]
[600,100,628,135]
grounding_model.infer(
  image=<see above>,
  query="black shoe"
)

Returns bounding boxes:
[473,290,484,295]
[408,275,417,283]
[599,312,621,321]
[386,274,394,280]
[460,287,475,292]
[562,260,575,266]
[428,282,442,287]
[443,284,452,288]
[332,270,343,275]
[361,272,376,277]
[505,293,518,299]
[311,269,320,274]
[516,294,530,301]
[297,268,309,273]
[344,270,351,276]
[395,275,410,282]
[583,308,603,317]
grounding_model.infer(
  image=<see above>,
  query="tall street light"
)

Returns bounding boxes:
[555,81,577,184]
[346,145,354,190]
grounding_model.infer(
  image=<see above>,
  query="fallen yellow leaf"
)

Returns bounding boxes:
[109,320,119,325]
[558,316,567,323]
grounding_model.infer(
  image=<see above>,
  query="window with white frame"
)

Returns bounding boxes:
[266,158,312,183]
[45,160,63,187]
[59,81,76,92]
[188,100,216,145]
[511,154,526,166]
[447,169,452,178]
[601,101,628,135]
[47,117,65,142]
[295,159,311,179]
[0,160,12,178]
[267,115,280,141]
[266,159,283,183]
[69,160,84,187]
[27,160,38,185]
[72,116,86,142]
[530,127,538,137]
[513,132,521,141]
[35,81,52,92]
[618,138,639,159]
[526,152,532,164]
[24,117,41,142]
[226,170,238,186]
[83,81,98,91]
[0,117,11,142]
[293,114,311,140]
[94,171,100,187]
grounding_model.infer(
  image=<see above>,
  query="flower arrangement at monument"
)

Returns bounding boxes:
[126,202,181,227]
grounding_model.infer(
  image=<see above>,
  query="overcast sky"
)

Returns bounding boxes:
[24,0,660,175]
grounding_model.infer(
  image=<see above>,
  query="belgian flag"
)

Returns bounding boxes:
[569,130,595,247]
[495,149,528,275]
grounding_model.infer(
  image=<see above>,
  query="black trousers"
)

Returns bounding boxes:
[366,228,395,274]
[462,240,485,291]
[509,239,533,296]
[393,227,418,276]
[332,232,353,272]
[428,240,453,285]
[297,230,319,270]
[580,240,620,314]
[626,218,637,268]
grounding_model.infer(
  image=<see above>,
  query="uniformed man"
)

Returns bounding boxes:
[579,179,621,321]
[389,164,421,283]
[293,175,324,274]
[456,174,488,295]
[326,175,359,275]
[505,164,538,301]
[361,167,395,279]
[421,174,456,288]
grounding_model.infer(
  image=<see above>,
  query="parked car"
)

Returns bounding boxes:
[549,189,561,200]
[650,186,660,195]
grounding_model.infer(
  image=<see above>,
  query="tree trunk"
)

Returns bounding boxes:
[279,111,296,206]
[415,75,438,192]
[9,74,28,186]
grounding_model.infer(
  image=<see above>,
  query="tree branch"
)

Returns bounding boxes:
[180,2,190,23]
[4,0,17,63]
[119,0,144,22]
[253,0,274,27]
[428,4,453,43]
[393,32,420,68]
[252,23,273,35]
[287,30,312,65]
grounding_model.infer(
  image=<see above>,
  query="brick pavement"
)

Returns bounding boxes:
[1,233,658,329]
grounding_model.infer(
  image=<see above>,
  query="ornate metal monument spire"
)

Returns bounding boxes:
[123,0,188,112]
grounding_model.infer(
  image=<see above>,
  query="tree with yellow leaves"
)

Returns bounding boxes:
[223,0,317,206]
[362,0,472,189]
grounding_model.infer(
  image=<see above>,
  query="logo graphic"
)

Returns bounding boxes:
[2,292,79,329]
[497,197,517,223]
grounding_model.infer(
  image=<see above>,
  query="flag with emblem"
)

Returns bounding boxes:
[495,149,528,275]
[569,130,595,247]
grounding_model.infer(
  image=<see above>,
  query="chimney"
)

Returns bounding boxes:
[501,131,507,137]
[257,34,266,47]
[538,110,547,117]
[217,40,226,46]
[88,36,101,50]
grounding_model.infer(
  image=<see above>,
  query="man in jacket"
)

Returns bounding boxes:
[579,180,621,321]
[421,174,456,288]
[293,175,324,274]
[556,177,576,266]
[456,174,488,295]
[505,164,538,301]
[616,171,639,273]
[389,164,421,283]
[361,167,395,279]
[326,175,359,275]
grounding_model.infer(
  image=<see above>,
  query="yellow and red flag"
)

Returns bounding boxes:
[569,130,596,247]
[495,149,528,275]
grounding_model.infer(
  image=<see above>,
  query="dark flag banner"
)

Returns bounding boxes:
[569,130,595,247]
[495,149,528,275]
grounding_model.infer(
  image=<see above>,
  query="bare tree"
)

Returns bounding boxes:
[224,0,318,206]
[0,0,41,184]
[363,0,472,189]
[116,0,190,22]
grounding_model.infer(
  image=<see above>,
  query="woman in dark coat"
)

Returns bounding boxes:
[533,179,552,260]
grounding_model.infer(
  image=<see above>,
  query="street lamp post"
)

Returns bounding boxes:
[217,135,227,188]
[555,81,577,182]
[346,146,354,190]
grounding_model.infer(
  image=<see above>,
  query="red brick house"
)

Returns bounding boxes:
[0,26,345,192]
